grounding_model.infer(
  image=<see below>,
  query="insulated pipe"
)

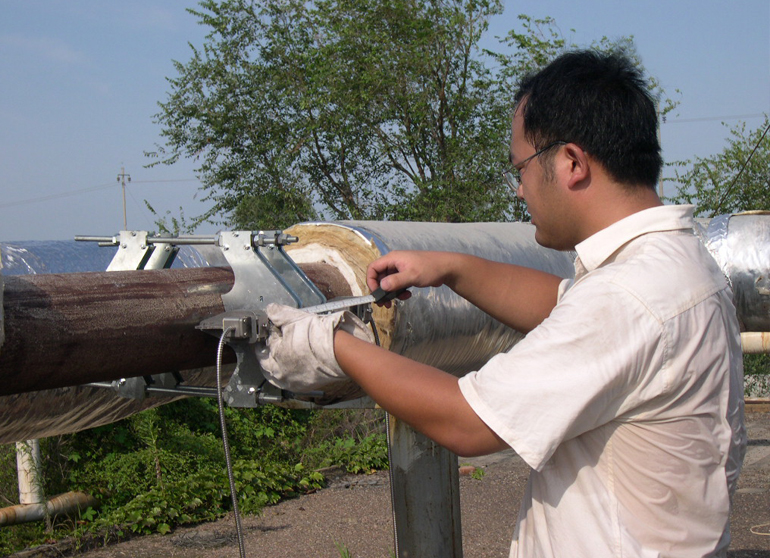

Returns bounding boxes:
[699,211,770,332]
[285,221,575,374]
[0,222,572,396]
[0,263,349,397]
[0,222,570,443]
[742,332,770,354]
[0,266,234,395]
[0,491,99,526]
[0,262,351,444]
[1,216,769,444]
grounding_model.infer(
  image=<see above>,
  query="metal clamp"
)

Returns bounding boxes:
[76,231,180,271]
[80,228,330,407]
[217,230,325,313]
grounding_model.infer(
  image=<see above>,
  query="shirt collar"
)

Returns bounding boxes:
[574,205,696,274]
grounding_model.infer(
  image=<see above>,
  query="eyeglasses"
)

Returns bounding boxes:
[502,141,567,191]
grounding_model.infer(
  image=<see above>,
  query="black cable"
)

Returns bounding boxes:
[217,328,247,558]
[368,318,400,558]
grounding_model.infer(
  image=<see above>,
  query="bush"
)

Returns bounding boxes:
[0,401,388,554]
[97,460,324,536]
[745,354,770,397]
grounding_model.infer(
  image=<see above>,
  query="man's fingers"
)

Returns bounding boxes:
[367,253,404,291]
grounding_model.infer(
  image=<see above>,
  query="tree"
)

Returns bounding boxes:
[149,0,508,228]
[667,116,770,217]
[149,1,667,230]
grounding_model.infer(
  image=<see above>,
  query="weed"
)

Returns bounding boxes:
[335,541,354,558]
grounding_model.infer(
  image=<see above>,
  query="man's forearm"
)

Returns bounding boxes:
[333,329,508,457]
[441,254,562,333]
[369,251,562,334]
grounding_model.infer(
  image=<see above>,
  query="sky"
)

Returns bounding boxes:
[0,1,768,242]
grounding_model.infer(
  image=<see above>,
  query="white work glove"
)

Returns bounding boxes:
[257,303,375,399]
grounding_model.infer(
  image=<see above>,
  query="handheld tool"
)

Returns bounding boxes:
[300,287,408,314]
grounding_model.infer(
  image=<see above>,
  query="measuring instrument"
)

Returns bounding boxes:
[301,287,407,314]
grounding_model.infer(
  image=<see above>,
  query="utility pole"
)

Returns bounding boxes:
[656,101,664,199]
[117,167,131,230]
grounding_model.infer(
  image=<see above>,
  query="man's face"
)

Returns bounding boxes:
[510,108,573,251]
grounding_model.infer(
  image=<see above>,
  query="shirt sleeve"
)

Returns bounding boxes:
[458,276,668,471]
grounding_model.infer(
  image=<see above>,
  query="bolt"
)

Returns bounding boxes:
[121,243,127,249]
[248,387,256,395]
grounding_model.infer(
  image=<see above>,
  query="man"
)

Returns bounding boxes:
[260,50,746,557]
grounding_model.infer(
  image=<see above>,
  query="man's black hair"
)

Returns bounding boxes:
[514,49,663,189]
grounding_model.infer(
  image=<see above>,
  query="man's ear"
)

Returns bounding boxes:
[562,143,590,191]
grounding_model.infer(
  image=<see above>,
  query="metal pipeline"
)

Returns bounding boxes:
[0,214,769,444]
[285,221,575,375]
[0,491,99,526]
[698,211,770,332]
[742,332,770,354]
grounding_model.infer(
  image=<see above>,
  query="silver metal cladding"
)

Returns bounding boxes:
[339,221,576,375]
[700,212,770,332]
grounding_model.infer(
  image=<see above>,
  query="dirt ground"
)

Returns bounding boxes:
[10,410,770,558]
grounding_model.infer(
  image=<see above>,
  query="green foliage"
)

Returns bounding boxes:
[149,2,671,230]
[746,354,770,376]
[295,409,387,473]
[744,354,770,397]
[0,443,18,507]
[667,116,770,217]
[335,541,354,558]
[144,201,207,235]
[0,523,52,557]
[303,432,389,474]
[150,0,518,226]
[96,459,323,536]
[0,401,388,554]
[488,15,567,80]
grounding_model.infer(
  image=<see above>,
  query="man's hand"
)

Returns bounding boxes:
[367,250,562,333]
[257,304,374,395]
[367,251,456,305]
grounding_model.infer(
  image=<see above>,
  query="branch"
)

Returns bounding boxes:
[712,120,770,216]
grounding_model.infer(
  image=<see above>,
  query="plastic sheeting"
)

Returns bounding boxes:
[0,240,228,444]
[0,240,212,276]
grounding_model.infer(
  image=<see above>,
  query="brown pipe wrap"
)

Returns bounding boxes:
[0,263,351,396]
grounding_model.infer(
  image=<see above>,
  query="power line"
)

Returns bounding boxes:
[131,179,200,184]
[0,179,201,209]
[0,183,116,209]
[664,112,766,124]
[711,119,770,217]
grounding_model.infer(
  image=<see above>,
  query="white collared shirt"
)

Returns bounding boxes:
[459,205,746,558]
